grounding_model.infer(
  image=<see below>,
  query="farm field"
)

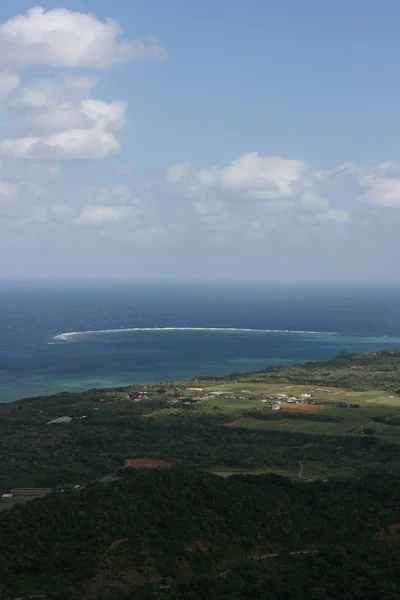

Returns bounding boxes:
[196,381,400,406]
[171,381,400,447]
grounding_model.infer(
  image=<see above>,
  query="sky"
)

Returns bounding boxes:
[0,1,400,283]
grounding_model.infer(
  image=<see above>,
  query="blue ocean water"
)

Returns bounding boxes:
[1,281,400,402]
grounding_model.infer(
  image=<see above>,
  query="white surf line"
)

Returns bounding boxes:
[54,327,338,341]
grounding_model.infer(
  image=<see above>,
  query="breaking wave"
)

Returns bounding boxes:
[54,327,338,342]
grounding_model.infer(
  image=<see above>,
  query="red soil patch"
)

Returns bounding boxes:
[280,403,326,414]
[109,538,129,552]
[188,539,207,552]
[375,523,400,540]
[127,458,171,469]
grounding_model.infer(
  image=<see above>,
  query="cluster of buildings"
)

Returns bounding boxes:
[261,392,314,411]
[1,487,53,502]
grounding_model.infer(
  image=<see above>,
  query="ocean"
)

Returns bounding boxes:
[1,281,400,403]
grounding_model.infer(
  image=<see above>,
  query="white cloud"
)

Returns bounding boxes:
[357,163,400,207]
[301,209,350,224]
[132,224,182,241]
[0,7,167,160]
[0,181,19,202]
[167,153,349,223]
[0,128,122,160]
[0,75,128,159]
[243,220,277,239]
[0,7,166,70]
[90,184,141,205]
[0,72,20,97]
[299,192,330,214]
[167,153,308,203]
[0,159,58,219]
[29,202,138,226]
[76,205,137,225]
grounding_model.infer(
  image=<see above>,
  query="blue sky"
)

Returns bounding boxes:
[0,1,400,282]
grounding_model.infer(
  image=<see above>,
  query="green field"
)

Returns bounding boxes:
[172,382,400,453]
[196,381,400,406]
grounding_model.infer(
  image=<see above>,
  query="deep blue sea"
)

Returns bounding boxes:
[1,281,400,402]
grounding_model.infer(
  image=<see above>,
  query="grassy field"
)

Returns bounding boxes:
[179,382,400,445]
[196,381,400,406]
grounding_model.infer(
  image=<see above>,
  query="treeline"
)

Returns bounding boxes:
[242,410,345,423]
[373,415,400,426]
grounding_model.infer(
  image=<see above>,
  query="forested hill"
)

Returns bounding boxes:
[1,469,400,599]
[216,348,400,391]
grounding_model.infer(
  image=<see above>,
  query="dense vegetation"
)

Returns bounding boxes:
[1,470,400,599]
[157,543,400,600]
[2,405,400,491]
[217,348,400,391]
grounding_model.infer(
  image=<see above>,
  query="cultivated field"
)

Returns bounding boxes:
[179,381,400,445]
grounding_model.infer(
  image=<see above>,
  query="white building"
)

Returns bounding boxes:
[47,416,73,425]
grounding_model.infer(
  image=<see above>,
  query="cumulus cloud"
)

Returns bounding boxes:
[0,75,128,159]
[167,153,308,203]
[0,7,166,70]
[356,163,400,207]
[0,7,167,160]
[0,160,58,219]
[167,152,350,223]
[0,72,20,97]
[31,202,138,227]
[300,209,350,224]
[76,205,137,225]
[88,184,141,206]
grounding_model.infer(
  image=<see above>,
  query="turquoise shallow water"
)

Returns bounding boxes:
[1,281,400,402]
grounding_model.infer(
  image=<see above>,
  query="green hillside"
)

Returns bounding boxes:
[1,470,400,599]
[217,348,400,391]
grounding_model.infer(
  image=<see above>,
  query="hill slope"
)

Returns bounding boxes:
[220,348,400,390]
[1,470,400,598]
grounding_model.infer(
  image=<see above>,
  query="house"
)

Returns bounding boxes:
[10,487,52,497]
[1,494,13,502]
[271,404,281,411]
